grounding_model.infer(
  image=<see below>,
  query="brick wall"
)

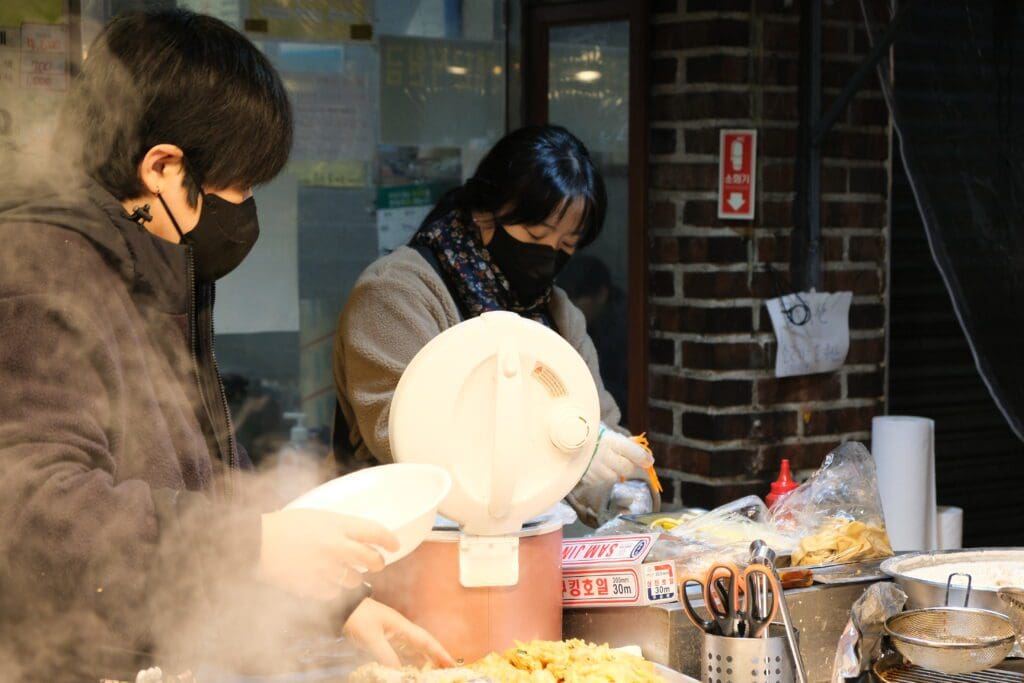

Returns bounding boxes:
[647,0,891,508]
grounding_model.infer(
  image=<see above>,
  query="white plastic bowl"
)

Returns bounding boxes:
[285,463,452,566]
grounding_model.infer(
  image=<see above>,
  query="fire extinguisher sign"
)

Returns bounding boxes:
[717,129,757,220]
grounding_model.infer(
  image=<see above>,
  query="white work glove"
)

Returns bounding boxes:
[579,425,654,489]
[569,425,655,527]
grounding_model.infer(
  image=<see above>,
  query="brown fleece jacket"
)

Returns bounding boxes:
[0,179,359,680]
[333,246,660,526]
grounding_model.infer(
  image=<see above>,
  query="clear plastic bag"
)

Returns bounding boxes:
[668,495,798,553]
[772,441,894,566]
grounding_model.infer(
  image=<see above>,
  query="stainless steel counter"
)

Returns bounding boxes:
[563,580,882,683]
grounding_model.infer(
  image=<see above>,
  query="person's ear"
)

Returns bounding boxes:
[136,144,186,196]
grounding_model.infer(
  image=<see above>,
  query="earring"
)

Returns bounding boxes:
[127,204,152,223]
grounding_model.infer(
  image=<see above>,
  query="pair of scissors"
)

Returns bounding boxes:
[680,562,781,638]
[741,563,781,638]
[679,562,744,636]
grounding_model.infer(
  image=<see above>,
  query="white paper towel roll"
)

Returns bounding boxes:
[871,416,938,552]
[938,505,964,549]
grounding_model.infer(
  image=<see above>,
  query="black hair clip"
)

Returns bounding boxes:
[127,203,152,224]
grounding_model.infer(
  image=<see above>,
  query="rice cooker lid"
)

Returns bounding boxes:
[389,311,600,537]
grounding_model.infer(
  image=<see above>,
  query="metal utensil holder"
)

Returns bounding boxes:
[700,624,797,683]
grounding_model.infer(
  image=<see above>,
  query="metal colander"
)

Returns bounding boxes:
[999,588,1024,648]
[885,607,1017,675]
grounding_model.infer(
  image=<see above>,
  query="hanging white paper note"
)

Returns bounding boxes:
[766,290,852,378]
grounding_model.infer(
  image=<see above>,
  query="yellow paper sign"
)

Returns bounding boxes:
[291,160,367,188]
[245,0,369,42]
[0,0,64,26]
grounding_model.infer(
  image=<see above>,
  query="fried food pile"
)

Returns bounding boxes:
[791,518,892,566]
[348,640,665,683]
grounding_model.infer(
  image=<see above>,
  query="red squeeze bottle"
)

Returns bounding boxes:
[766,458,799,508]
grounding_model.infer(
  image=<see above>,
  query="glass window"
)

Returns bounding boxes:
[548,20,631,422]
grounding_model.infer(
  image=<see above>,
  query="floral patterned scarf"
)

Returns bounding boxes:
[410,209,554,326]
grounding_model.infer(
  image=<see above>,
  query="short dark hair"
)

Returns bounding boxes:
[59,9,292,204]
[427,125,607,248]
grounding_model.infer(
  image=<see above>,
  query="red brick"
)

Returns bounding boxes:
[651,270,675,297]
[677,236,749,263]
[822,200,885,228]
[848,96,888,127]
[651,162,718,191]
[652,305,688,333]
[649,406,676,434]
[687,55,749,84]
[763,20,798,52]
[757,234,791,262]
[682,199,726,226]
[752,411,801,438]
[762,163,794,192]
[679,305,754,334]
[850,303,885,329]
[662,446,762,479]
[849,167,887,195]
[650,200,676,230]
[758,200,793,228]
[681,411,752,440]
[771,442,836,471]
[652,92,751,121]
[686,0,751,11]
[849,236,884,261]
[692,378,754,407]
[651,240,680,265]
[804,405,877,437]
[651,128,677,155]
[758,373,842,404]
[823,269,882,296]
[763,91,797,121]
[679,479,769,509]
[683,128,720,155]
[687,270,774,298]
[682,341,769,370]
[650,338,676,366]
[652,19,749,50]
[652,57,678,85]
[847,371,884,399]
[761,128,797,157]
[822,166,847,193]
[762,55,798,86]
[822,26,850,54]
[847,336,886,364]
[822,59,859,89]
[821,130,888,161]
[651,374,753,407]
[823,235,844,261]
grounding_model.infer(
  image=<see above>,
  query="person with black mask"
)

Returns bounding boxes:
[0,9,450,680]
[333,125,660,528]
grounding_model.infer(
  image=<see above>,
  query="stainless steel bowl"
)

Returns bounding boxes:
[880,548,1024,613]
[881,548,1024,659]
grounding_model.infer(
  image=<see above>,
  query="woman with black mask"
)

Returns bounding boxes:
[334,125,659,527]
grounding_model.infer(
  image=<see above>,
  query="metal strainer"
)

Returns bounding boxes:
[998,587,1024,648]
[885,573,1017,675]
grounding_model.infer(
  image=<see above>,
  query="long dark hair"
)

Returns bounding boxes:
[425,125,607,248]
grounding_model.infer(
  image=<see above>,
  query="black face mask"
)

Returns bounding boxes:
[486,223,571,303]
[158,190,260,283]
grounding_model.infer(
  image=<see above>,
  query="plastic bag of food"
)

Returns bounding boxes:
[667,495,798,553]
[771,441,893,566]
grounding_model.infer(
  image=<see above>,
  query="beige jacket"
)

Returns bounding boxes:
[333,246,657,525]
